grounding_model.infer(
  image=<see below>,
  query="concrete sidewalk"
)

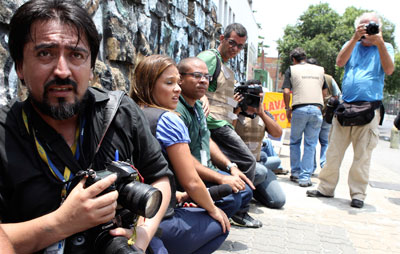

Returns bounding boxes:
[215,131,400,253]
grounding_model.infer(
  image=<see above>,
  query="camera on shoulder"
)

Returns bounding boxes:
[65,161,162,254]
[234,79,263,118]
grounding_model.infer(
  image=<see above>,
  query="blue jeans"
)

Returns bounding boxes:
[290,105,323,183]
[260,139,282,170]
[253,162,286,208]
[149,207,229,254]
[210,125,256,182]
[313,119,332,172]
[205,171,253,218]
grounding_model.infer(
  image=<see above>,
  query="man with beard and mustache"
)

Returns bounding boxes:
[197,24,262,228]
[0,0,172,253]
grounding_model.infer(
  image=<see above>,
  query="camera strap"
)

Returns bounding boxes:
[210,49,222,85]
[89,90,125,168]
[43,89,125,177]
[22,109,84,198]
[22,90,125,186]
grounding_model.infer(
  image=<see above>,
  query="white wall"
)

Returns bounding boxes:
[212,0,259,79]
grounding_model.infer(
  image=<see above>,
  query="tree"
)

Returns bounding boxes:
[257,36,270,57]
[276,3,398,94]
[384,52,400,95]
[277,3,341,81]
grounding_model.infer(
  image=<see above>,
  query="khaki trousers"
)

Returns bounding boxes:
[317,110,380,201]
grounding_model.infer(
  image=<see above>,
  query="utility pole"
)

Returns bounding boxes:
[275,53,280,92]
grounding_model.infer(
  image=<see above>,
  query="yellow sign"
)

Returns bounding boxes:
[263,92,291,128]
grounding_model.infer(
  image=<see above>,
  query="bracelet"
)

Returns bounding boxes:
[226,162,238,172]
[285,108,292,111]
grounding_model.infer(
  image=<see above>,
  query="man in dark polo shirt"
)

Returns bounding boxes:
[176,57,262,228]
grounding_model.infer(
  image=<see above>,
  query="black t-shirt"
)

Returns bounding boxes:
[0,87,172,223]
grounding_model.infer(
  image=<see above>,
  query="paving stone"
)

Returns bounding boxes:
[215,138,400,254]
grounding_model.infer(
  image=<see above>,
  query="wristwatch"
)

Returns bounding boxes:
[226,162,238,172]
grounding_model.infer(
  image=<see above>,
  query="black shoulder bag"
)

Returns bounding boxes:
[394,111,400,130]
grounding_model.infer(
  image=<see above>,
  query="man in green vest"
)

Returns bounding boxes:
[197,23,261,227]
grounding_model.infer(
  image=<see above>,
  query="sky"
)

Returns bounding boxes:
[252,0,400,57]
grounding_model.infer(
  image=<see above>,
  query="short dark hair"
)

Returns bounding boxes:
[290,47,307,62]
[178,57,204,74]
[224,23,247,38]
[8,0,100,69]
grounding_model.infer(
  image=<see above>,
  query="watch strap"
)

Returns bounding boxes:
[226,162,238,172]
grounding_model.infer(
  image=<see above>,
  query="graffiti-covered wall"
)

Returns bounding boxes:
[0,0,246,105]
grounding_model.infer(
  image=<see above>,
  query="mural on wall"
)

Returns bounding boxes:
[0,0,247,105]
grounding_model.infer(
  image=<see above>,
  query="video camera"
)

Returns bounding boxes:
[324,97,340,124]
[365,21,379,35]
[66,161,162,254]
[234,79,263,118]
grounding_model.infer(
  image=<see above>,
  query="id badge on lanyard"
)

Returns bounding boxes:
[200,149,208,166]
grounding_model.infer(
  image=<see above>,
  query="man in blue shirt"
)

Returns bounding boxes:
[307,12,394,208]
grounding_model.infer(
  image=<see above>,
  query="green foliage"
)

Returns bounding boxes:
[276,3,398,95]
[299,3,340,40]
[384,52,400,94]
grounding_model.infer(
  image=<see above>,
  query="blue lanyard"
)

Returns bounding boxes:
[193,106,203,150]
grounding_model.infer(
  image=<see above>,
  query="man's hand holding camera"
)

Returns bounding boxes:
[354,23,368,41]
[233,92,244,115]
[55,174,118,237]
[233,80,264,118]
[354,21,383,46]
[348,19,393,75]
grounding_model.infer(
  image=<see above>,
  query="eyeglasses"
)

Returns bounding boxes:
[180,72,211,81]
[227,39,245,50]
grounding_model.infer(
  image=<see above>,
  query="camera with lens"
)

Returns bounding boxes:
[65,161,163,254]
[324,96,340,124]
[365,21,379,35]
[234,79,263,119]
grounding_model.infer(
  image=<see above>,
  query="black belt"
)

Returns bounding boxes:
[292,103,323,110]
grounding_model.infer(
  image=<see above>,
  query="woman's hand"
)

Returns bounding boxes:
[109,226,145,253]
[176,191,190,204]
